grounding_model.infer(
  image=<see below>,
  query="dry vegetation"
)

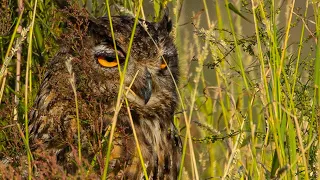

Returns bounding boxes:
[0,0,319,179]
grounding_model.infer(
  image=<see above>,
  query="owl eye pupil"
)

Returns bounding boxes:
[105,56,115,62]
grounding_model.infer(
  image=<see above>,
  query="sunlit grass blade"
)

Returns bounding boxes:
[102,0,145,179]
[24,0,39,179]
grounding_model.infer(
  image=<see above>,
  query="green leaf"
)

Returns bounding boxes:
[227,3,252,23]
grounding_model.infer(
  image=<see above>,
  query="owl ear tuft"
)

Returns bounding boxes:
[157,8,172,33]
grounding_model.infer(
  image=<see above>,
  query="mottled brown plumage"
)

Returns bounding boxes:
[28,8,181,179]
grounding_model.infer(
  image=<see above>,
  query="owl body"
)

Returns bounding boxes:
[28,13,181,179]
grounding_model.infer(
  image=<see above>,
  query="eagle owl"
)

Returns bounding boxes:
[28,7,181,179]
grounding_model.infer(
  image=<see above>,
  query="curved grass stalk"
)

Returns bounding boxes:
[279,135,316,180]
[87,70,139,176]
[102,0,145,179]
[180,30,210,180]
[288,0,311,178]
[0,10,24,103]
[102,1,199,178]
[251,1,276,178]
[86,70,140,177]
[255,0,285,171]
[222,118,245,179]
[123,97,149,179]
[24,0,38,179]
[65,58,82,167]
[140,17,200,180]
[290,2,309,108]
[277,0,296,76]
[223,0,249,91]
[169,1,199,179]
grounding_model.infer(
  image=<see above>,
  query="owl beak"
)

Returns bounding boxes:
[140,68,152,104]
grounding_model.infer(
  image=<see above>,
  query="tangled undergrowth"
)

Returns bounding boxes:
[0,0,319,179]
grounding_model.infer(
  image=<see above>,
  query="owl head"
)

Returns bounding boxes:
[54,9,179,119]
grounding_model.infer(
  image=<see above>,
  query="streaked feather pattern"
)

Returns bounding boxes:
[28,9,181,179]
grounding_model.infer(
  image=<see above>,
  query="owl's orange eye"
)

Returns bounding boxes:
[160,63,167,69]
[97,56,118,67]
